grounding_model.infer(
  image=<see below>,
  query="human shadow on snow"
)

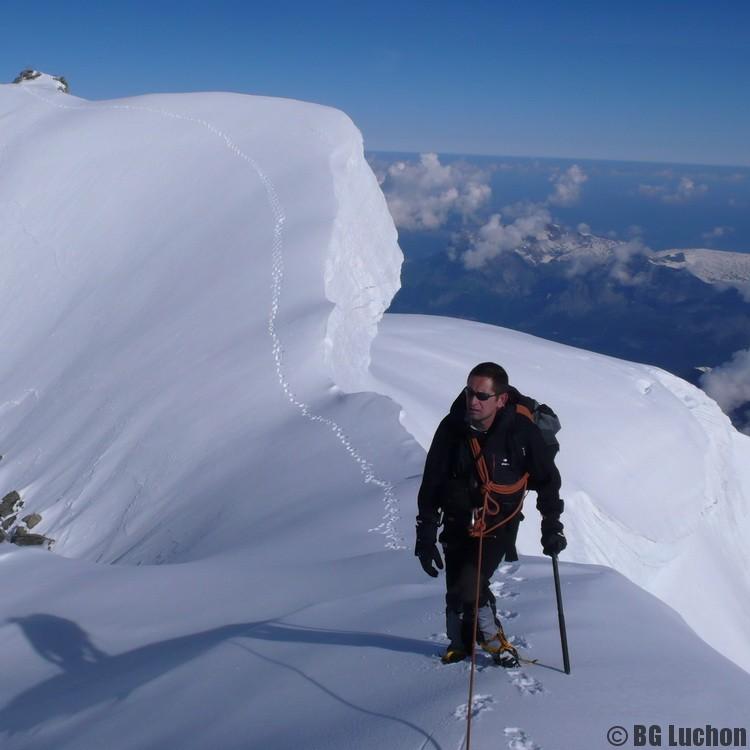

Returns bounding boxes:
[1,614,444,748]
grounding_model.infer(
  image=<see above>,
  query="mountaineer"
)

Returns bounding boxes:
[415,362,566,666]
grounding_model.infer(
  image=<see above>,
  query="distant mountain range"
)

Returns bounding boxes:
[650,248,750,294]
[390,227,750,392]
[507,224,750,295]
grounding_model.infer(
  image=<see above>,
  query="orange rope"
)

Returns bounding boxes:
[467,437,528,537]
[464,425,532,749]
[464,499,485,750]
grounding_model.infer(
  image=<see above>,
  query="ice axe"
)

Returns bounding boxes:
[552,553,571,674]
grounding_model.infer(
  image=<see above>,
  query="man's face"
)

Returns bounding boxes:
[465,375,508,429]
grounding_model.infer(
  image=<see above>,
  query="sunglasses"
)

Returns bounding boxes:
[464,386,499,402]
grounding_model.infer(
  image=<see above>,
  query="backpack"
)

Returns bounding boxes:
[450,387,561,457]
[514,393,561,457]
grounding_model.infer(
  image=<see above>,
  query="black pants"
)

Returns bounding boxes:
[441,518,521,645]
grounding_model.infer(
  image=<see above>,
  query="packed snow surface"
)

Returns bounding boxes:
[368,314,750,673]
[1,79,748,749]
[1,76,401,563]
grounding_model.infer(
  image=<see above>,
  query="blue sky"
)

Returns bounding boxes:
[3,1,748,165]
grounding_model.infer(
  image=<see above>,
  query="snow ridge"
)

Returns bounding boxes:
[19,84,404,550]
[368,312,750,672]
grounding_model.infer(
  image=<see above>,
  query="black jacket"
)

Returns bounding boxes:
[416,387,563,547]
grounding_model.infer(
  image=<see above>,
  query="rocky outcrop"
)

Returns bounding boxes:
[22,513,42,529]
[0,490,22,518]
[12,69,69,93]
[11,528,49,546]
[0,492,53,549]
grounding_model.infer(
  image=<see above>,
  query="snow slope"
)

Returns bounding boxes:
[1,76,748,750]
[651,248,750,299]
[0,73,402,562]
[368,314,750,673]
[3,547,748,750]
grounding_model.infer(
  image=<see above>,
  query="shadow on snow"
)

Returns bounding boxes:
[2,614,444,749]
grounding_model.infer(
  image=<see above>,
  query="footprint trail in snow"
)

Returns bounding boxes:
[508,669,546,696]
[20,83,405,552]
[505,727,543,750]
[453,693,494,720]
[493,564,547,697]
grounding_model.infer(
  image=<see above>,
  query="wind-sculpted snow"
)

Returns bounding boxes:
[368,313,750,673]
[1,77,749,750]
[0,76,403,562]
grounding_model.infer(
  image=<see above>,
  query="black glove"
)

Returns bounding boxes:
[415,540,444,577]
[541,517,567,557]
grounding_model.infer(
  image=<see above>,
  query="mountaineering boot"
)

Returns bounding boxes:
[477,605,520,668]
[441,609,469,664]
[441,647,468,664]
[482,639,520,668]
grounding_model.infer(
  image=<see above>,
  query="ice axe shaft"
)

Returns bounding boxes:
[552,553,571,674]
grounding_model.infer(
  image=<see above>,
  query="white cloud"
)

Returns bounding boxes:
[701,349,750,425]
[380,153,491,230]
[378,157,590,267]
[638,184,663,198]
[638,176,708,204]
[461,204,551,269]
[548,164,588,206]
[458,164,589,269]
[609,239,652,286]
[672,177,709,202]
[577,222,591,235]
[701,225,734,243]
